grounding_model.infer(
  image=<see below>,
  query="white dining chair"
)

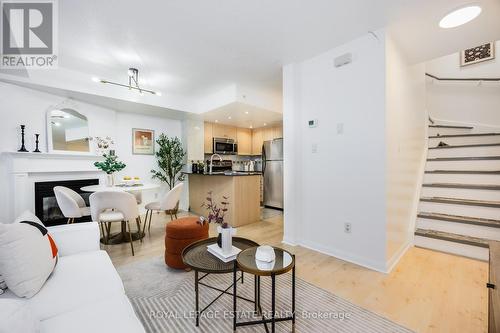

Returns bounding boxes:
[144,182,184,234]
[89,191,143,256]
[53,186,91,224]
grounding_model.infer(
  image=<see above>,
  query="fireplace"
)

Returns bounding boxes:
[34,179,99,226]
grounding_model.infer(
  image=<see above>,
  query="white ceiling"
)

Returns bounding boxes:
[202,102,283,129]
[1,0,500,115]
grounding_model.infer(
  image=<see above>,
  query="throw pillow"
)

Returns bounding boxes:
[0,212,58,298]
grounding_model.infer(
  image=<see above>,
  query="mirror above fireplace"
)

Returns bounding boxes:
[47,108,90,154]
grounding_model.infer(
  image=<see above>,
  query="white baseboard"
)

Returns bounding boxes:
[385,240,412,273]
[298,239,388,273]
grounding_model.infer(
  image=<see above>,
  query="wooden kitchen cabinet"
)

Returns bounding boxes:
[251,128,263,156]
[204,122,213,154]
[273,125,283,139]
[213,123,237,140]
[237,127,252,155]
[263,127,274,141]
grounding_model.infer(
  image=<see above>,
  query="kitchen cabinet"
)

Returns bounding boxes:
[237,127,252,155]
[213,123,237,140]
[263,127,274,141]
[204,122,283,155]
[204,122,213,154]
[251,128,263,156]
[273,125,283,139]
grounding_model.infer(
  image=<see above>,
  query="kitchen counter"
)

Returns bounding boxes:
[182,171,262,176]
[185,172,261,227]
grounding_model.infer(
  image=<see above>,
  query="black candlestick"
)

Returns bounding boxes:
[17,125,28,152]
[33,134,41,153]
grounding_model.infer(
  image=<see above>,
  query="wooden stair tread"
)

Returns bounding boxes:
[427,156,500,161]
[425,170,500,174]
[429,143,500,150]
[420,197,500,208]
[429,125,473,129]
[418,212,500,228]
[422,183,500,190]
[429,133,500,139]
[415,228,489,248]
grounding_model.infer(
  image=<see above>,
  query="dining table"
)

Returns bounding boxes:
[81,183,161,245]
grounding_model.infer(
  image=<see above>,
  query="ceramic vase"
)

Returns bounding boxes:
[106,173,115,187]
[217,226,236,255]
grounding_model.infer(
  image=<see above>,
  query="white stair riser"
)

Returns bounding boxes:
[421,187,500,201]
[414,236,489,261]
[428,127,473,136]
[427,146,500,158]
[429,136,500,146]
[424,173,500,185]
[418,201,500,220]
[426,159,500,171]
[417,218,500,240]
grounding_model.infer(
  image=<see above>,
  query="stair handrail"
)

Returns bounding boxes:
[426,72,500,82]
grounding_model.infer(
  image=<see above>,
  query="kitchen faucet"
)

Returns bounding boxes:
[209,154,223,174]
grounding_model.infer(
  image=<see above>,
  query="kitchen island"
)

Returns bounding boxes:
[184,172,261,227]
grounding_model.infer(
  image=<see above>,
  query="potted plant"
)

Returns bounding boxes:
[151,134,186,213]
[202,191,235,255]
[94,153,126,186]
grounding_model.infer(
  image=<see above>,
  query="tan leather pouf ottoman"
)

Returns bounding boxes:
[165,217,209,269]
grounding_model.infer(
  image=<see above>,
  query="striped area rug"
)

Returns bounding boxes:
[117,257,413,333]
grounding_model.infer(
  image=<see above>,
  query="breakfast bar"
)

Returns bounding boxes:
[185,172,261,227]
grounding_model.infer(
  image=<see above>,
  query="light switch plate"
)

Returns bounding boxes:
[337,123,344,134]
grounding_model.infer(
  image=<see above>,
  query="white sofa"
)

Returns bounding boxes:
[0,222,145,333]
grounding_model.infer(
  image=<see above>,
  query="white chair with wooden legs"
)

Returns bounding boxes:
[89,191,143,256]
[144,182,184,234]
[53,186,91,224]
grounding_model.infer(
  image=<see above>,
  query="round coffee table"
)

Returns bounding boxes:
[234,246,296,333]
[182,237,259,327]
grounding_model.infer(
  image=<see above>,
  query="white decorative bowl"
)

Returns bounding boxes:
[255,245,275,263]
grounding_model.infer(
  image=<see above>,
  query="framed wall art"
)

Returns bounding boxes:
[132,128,155,155]
[460,42,495,67]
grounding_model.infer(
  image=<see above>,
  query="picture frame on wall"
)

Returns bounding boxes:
[132,128,155,155]
[460,42,495,67]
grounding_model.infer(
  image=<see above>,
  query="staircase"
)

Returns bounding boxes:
[414,123,500,260]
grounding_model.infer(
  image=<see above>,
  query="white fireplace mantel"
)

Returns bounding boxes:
[1,152,106,221]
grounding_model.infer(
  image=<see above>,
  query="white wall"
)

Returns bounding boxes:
[385,33,427,269]
[283,30,427,272]
[426,40,500,127]
[283,30,388,271]
[0,82,186,221]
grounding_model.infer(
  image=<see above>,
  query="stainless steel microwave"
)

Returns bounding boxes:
[213,138,238,155]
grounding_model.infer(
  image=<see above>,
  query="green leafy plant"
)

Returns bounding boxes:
[94,154,126,174]
[151,134,186,189]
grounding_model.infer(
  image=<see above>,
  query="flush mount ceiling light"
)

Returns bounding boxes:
[92,68,161,96]
[439,5,482,28]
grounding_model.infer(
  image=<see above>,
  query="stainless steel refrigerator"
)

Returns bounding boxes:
[262,138,283,209]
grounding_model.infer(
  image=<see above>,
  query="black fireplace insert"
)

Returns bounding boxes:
[34,179,99,226]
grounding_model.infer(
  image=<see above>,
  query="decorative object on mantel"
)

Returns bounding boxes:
[33,134,41,153]
[94,153,126,187]
[461,42,495,66]
[89,136,114,155]
[17,125,28,152]
[202,191,235,255]
[132,128,155,155]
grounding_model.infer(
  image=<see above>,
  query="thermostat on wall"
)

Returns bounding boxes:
[308,119,318,128]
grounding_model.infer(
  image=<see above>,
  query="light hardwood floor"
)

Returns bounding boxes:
[104,211,488,333]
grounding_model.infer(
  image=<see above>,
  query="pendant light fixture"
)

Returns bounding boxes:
[92,68,161,96]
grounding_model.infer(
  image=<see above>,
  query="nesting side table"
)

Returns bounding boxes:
[233,246,296,333]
